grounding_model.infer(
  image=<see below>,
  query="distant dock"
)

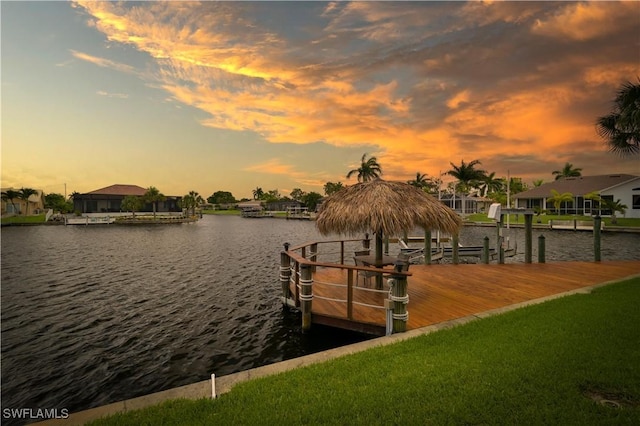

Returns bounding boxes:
[549,219,605,231]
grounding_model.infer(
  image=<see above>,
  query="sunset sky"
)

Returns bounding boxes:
[2,1,638,199]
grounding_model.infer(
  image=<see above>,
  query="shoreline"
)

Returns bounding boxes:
[3,217,639,233]
[462,221,640,233]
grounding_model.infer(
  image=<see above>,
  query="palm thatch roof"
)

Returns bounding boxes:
[316,179,462,237]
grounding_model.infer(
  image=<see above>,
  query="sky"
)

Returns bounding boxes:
[2,1,639,200]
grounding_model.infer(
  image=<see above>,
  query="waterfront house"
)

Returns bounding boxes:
[439,193,491,214]
[1,188,45,215]
[266,200,302,212]
[513,174,640,218]
[72,184,182,214]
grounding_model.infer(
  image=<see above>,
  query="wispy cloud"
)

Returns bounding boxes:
[70,50,139,75]
[96,90,129,99]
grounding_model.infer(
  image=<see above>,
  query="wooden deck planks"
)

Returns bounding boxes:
[293,261,640,334]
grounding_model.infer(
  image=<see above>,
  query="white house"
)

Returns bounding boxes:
[600,176,640,219]
[513,174,640,218]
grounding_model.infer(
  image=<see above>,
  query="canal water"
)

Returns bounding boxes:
[1,216,638,418]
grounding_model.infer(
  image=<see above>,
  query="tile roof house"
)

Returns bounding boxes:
[72,184,181,214]
[513,174,640,218]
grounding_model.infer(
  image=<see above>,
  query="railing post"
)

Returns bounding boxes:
[293,261,300,307]
[310,243,318,272]
[482,236,490,264]
[538,235,546,263]
[594,215,602,262]
[300,263,313,333]
[340,241,345,265]
[524,214,532,264]
[280,243,292,303]
[390,261,409,334]
[424,229,431,265]
[347,269,354,320]
[452,234,459,265]
[497,215,505,264]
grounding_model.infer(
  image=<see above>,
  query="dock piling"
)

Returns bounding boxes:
[482,236,490,264]
[538,235,546,263]
[390,261,409,333]
[424,229,432,265]
[280,249,292,302]
[524,214,533,263]
[594,215,602,261]
[300,264,313,332]
[452,234,459,265]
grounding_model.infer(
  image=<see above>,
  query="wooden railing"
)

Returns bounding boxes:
[280,239,412,335]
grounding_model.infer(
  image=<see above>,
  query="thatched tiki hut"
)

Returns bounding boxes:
[316,179,462,265]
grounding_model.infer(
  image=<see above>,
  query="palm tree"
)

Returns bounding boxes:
[547,189,574,215]
[533,206,546,223]
[446,159,486,214]
[1,189,21,214]
[346,153,382,182]
[532,179,544,187]
[19,188,38,215]
[252,187,264,200]
[323,181,344,196]
[584,191,602,215]
[143,186,166,220]
[480,172,503,197]
[121,195,142,217]
[601,198,627,224]
[596,79,640,156]
[407,172,431,189]
[552,162,582,180]
[183,190,204,216]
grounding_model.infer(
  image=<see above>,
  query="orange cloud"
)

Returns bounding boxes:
[531,1,637,41]
[70,1,639,185]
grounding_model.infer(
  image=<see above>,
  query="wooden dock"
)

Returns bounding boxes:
[289,261,640,335]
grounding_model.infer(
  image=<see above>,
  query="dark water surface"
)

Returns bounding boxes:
[1,216,638,419]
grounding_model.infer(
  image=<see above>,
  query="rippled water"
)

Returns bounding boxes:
[0,216,369,419]
[1,217,638,421]
[456,225,640,262]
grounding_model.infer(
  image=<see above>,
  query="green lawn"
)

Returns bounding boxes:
[90,276,640,425]
[1,214,46,224]
[466,213,640,228]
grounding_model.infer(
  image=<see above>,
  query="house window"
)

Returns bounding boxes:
[633,194,640,210]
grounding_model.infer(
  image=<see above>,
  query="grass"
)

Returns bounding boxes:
[90,276,640,425]
[466,213,640,227]
[1,214,46,224]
